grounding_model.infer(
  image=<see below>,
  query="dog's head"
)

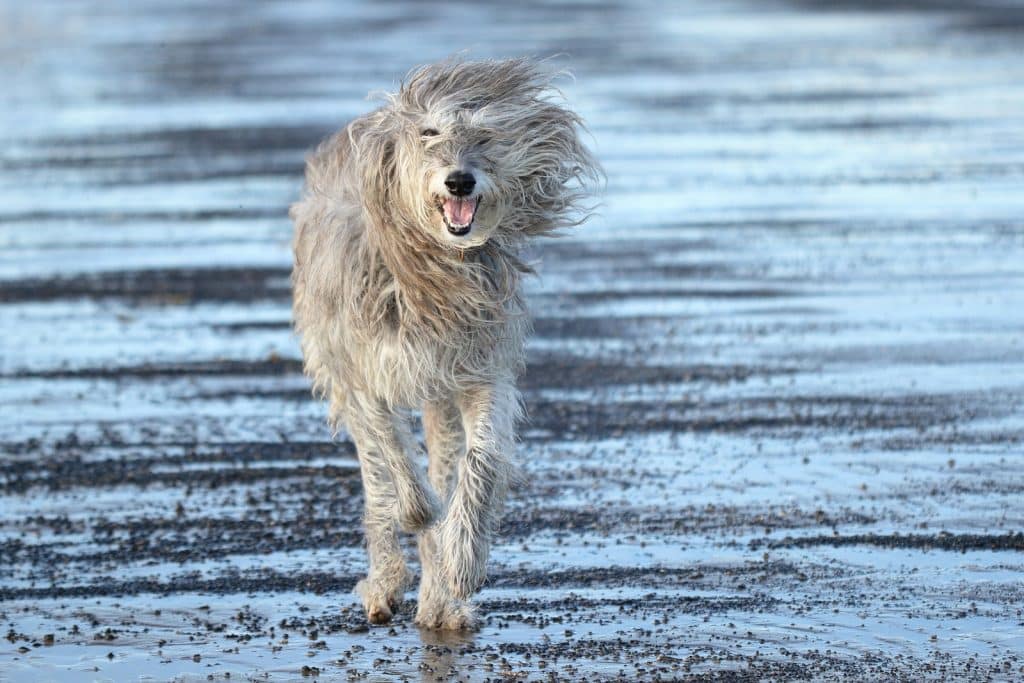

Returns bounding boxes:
[353,59,600,250]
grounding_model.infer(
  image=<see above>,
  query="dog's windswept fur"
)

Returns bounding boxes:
[290,58,599,629]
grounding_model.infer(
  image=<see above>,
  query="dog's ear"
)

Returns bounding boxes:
[351,110,400,234]
[513,99,602,238]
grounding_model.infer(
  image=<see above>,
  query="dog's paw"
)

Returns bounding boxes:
[355,571,410,625]
[436,516,489,599]
[414,595,479,631]
[395,483,442,533]
[365,596,396,625]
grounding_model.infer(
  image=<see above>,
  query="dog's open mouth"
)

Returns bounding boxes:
[437,197,479,236]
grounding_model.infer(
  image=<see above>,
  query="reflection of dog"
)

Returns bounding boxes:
[290,59,599,629]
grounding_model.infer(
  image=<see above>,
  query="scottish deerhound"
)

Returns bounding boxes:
[291,58,599,629]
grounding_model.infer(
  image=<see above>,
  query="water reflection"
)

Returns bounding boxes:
[416,626,476,681]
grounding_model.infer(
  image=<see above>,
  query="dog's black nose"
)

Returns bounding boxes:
[444,171,476,197]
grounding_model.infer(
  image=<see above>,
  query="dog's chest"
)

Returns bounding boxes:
[360,327,464,404]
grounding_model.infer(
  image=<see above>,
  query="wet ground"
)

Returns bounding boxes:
[2,0,1024,680]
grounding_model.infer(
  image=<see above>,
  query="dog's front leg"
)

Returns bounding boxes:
[345,397,442,625]
[347,396,443,534]
[349,445,408,624]
[436,381,516,602]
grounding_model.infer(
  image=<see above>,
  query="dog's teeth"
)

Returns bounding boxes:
[441,196,479,234]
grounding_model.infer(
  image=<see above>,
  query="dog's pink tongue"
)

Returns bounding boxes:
[444,198,476,226]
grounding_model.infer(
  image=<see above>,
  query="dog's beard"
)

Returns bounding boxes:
[438,197,480,236]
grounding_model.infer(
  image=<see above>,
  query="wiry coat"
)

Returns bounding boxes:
[291,59,599,629]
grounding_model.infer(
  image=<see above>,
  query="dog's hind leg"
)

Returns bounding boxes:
[436,381,517,603]
[344,397,442,624]
[422,397,465,506]
[415,398,478,629]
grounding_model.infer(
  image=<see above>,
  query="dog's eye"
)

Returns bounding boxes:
[420,128,439,138]
[478,137,492,145]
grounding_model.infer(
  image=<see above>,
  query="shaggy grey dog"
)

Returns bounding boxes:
[290,58,599,629]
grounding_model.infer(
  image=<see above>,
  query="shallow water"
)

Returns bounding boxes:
[2,0,1024,680]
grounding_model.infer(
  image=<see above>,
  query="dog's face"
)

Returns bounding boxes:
[356,59,599,250]
[403,116,505,249]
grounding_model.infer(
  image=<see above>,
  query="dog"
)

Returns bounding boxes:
[290,58,599,629]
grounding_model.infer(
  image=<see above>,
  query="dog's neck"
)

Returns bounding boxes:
[366,220,525,338]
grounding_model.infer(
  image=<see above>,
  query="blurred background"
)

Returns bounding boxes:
[2,1,1023,679]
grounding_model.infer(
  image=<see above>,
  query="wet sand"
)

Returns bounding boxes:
[2,0,1024,680]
